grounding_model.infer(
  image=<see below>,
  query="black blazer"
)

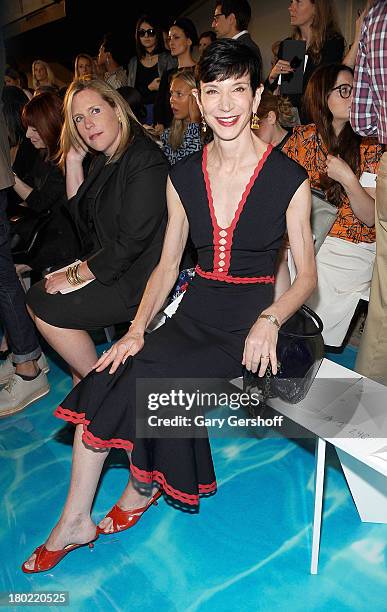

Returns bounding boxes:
[236,32,262,66]
[67,130,168,309]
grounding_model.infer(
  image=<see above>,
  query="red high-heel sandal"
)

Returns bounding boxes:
[21,530,99,574]
[97,489,162,535]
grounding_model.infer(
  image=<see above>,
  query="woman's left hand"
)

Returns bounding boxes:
[242,318,278,376]
[44,271,70,294]
[148,77,161,91]
[326,154,353,185]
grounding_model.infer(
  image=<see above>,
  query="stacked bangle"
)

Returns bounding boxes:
[66,263,87,286]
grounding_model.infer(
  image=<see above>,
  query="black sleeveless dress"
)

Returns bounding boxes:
[55,144,307,508]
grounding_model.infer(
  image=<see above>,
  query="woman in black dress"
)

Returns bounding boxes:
[26,79,168,386]
[22,41,317,573]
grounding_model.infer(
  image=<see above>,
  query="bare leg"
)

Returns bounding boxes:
[98,451,158,533]
[23,425,109,570]
[32,315,97,385]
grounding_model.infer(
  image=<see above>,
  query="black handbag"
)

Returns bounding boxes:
[9,206,52,264]
[243,305,324,411]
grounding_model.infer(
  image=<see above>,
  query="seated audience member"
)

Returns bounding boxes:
[253,90,295,149]
[2,86,38,216]
[74,54,95,79]
[350,0,387,386]
[127,15,177,125]
[116,86,147,123]
[4,67,32,99]
[154,17,198,133]
[267,0,344,124]
[97,33,127,89]
[282,64,383,346]
[161,70,202,166]
[21,40,316,574]
[0,38,48,416]
[26,78,168,386]
[10,92,80,273]
[212,0,262,63]
[32,60,58,91]
[198,31,216,57]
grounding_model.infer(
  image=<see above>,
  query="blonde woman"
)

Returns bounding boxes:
[26,78,168,387]
[74,54,95,79]
[31,60,57,91]
[267,0,345,123]
[161,69,201,166]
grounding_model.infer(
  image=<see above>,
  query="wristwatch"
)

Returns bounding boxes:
[258,314,280,329]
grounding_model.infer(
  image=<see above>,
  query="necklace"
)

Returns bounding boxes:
[143,54,157,66]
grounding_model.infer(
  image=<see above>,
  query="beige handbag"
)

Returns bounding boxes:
[311,187,339,253]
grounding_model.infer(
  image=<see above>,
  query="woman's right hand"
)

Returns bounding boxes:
[93,330,145,374]
[66,143,87,165]
[269,60,293,84]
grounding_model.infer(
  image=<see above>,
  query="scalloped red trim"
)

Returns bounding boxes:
[54,405,216,506]
[195,265,275,285]
[202,143,273,277]
[131,463,217,506]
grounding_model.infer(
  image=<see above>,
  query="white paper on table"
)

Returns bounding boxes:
[45,260,95,294]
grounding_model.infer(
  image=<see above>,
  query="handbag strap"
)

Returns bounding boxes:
[279,305,324,338]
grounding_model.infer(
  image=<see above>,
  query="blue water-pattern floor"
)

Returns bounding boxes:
[0,344,386,612]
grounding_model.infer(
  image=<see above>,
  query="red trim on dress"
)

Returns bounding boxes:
[55,405,216,506]
[195,266,274,285]
[131,463,217,506]
[201,144,273,280]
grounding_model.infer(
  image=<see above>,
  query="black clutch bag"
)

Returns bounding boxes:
[9,206,52,264]
[243,305,324,411]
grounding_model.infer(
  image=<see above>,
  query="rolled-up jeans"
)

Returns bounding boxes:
[0,190,41,364]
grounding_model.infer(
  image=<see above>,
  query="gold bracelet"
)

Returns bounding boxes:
[66,265,81,285]
[75,263,87,284]
[258,313,280,329]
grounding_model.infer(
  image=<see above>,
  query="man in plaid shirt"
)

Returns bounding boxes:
[350,0,387,385]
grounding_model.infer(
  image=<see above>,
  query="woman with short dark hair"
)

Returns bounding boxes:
[22,41,316,574]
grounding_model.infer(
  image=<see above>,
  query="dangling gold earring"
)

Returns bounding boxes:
[251,112,260,130]
[201,115,207,133]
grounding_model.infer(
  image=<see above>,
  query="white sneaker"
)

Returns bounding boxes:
[0,354,49,385]
[0,372,50,417]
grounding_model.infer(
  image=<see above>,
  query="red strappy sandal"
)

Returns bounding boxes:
[21,530,99,574]
[97,489,162,535]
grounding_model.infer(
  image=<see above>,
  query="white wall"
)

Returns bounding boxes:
[185,0,363,79]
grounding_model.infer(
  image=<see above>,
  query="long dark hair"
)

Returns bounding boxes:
[135,15,165,59]
[303,63,361,207]
[292,0,343,64]
[22,92,63,160]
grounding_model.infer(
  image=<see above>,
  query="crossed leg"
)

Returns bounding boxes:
[23,427,159,570]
